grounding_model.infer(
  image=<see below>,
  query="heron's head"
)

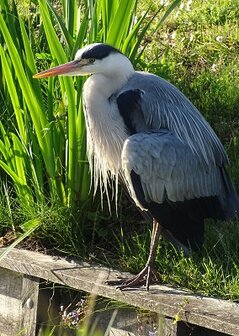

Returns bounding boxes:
[33,43,134,79]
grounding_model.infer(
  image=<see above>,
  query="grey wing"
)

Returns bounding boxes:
[121,130,232,218]
[118,72,228,167]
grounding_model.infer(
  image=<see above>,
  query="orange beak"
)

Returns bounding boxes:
[33,60,80,79]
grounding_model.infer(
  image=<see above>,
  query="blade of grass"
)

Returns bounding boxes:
[39,0,79,205]
[0,46,26,143]
[0,13,56,179]
[64,0,77,38]
[106,0,137,46]
[157,0,182,27]
[45,0,74,51]
[0,160,32,203]
[19,17,45,112]
[71,8,89,58]
[0,218,41,262]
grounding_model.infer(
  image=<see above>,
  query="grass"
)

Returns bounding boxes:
[78,205,239,301]
[107,0,239,301]
[113,0,239,302]
[0,0,239,316]
[6,1,239,335]
[0,0,176,256]
[78,0,239,302]
[144,0,239,184]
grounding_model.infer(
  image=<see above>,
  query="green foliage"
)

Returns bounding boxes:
[108,0,239,301]
[0,0,136,215]
[107,218,239,301]
[1,0,239,303]
[142,0,239,188]
[0,0,181,256]
[0,0,180,208]
[87,0,239,301]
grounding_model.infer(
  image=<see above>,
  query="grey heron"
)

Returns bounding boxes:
[34,43,239,290]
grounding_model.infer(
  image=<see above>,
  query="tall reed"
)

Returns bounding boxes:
[0,0,181,244]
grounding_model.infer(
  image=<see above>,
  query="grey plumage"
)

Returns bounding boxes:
[123,130,229,214]
[84,68,238,221]
[34,43,239,289]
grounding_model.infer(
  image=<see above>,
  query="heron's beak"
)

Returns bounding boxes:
[33,60,82,79]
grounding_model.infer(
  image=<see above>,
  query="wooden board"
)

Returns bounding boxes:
[0,267,39,336]
[0,248,238,335]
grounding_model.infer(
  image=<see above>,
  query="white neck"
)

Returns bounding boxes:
[83,54,134,196]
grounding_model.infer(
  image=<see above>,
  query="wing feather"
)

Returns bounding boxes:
[122,130,225,208]
[116,73,238,219]
[118,72,228,167]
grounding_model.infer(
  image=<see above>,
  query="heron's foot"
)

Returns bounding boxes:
[106,264,160,290]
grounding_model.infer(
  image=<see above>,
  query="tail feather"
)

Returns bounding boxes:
[129,169,238,251]
[148,200,205,250]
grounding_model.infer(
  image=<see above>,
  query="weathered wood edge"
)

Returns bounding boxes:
[0,268,39,336]
[0,248,238,335]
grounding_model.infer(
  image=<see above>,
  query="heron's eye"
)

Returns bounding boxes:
[88,58,95,64]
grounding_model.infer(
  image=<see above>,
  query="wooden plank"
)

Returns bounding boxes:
[0,268,39,336]
[0,268,22,335]
[0,248,238,335]
[20,274,40,336]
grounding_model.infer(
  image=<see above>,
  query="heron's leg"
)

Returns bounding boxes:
[107,219,163,290]
[145,219,163,290]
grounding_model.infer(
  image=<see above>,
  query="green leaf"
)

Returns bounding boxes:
[46,0,74,51]
[106,0,137,47]
[19,17,45,112]
[157,0,182,27]
[0,45,26,142]
[0,13,55,179]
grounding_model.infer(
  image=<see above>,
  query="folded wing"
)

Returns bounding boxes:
[122,130,238,248]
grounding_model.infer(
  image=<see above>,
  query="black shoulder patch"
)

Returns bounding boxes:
[117,89,145,135]
[82,44,121,60]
